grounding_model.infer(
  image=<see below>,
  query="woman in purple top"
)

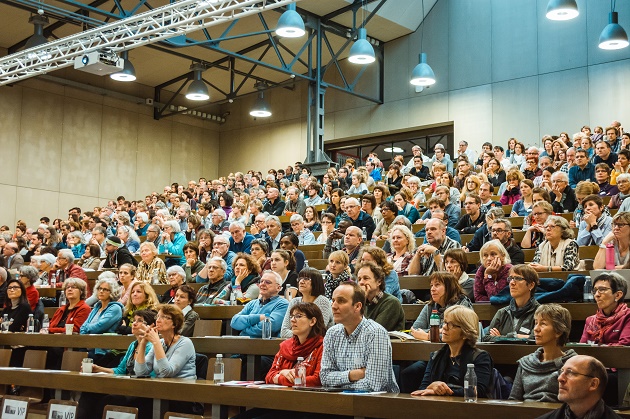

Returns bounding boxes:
[474,239,512,302]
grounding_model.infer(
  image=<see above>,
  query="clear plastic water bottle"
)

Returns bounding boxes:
[583,276,594,303]
[464,364,477,402]
[522,216,530,232]
[41,314,49,334]
[59,290,67,307]
[362,227,367,241]
[213,354,224,384]
[27,314,35,333]
[1,314,8,333]
[294,356,306,387]
[151,268,160,285]
[370,236,377,247]
[49,272,56,288]
[230,289,236,306]
[261,316,272,339]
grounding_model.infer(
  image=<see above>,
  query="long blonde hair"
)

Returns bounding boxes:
[460,175,481,203]
[125,281,159,316]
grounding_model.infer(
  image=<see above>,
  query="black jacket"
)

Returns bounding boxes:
[550,187,578,213]
[103,246,138,269]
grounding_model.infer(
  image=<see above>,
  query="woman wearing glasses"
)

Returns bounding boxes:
[576,195,613,246]
[47,277,90,334]
[580,272,630,346]
[483,265,540,342]
[521,201,554,249]
[593,212,630,269]
[509,304,576,402]
[529,216,579,273]
[280,268,332,337]
[411,306,493,398]
[1,278,31,333]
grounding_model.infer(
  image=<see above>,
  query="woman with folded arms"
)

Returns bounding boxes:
[411,306,492,398]
[530,216,579,273]
[483,264,539,341]
[580,272,630,346]
[510,304,575,402]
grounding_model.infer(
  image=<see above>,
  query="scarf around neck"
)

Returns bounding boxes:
[587,302,629,344]
[278,335,324,363]
[539,238,571,267]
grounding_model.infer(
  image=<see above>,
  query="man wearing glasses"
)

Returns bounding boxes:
[490,218,524,265]
[569,149,596,188]
[550,171,578,213]
[538,355,619,419]
[195,257,231,304]
[209,235,235,281]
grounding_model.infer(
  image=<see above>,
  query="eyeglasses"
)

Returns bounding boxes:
[290,314,306,320]
[213,242,228,247]
[65,285,78,290]
[96,287,111,292]
[592,286,612,294]
[156,314,172,321]
[559,368,595,379]
[7,286,21,290]
[491,229,507,234]
[508,276,526,283]
[613,223,630,228]
[544,225,560,230]
[132,319,147,325]
[442,321,460,330]
[298,277,312,282]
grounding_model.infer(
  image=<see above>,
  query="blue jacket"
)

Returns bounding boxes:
[229,233,255,254]
[80,300,124,335]
[385,270,402,302]
[71,244,85,259]
[158,232,187,265]
[113,340,154,376]
[230,295,289,337]
[400,204,420,224]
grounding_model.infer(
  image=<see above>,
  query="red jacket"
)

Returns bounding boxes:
[49,300,91,334]
[26,285,39,311]
[266,336,324,387]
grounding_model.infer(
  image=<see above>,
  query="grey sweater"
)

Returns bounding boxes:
[509,347,577,402]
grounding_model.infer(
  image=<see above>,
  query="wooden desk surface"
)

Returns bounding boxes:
[2,335,630,368]
[0,370,562,418]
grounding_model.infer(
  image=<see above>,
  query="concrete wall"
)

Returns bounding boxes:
[0,78,220,227]
[220,0,630,166]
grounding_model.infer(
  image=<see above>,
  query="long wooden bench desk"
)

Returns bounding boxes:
[0,370,581,419]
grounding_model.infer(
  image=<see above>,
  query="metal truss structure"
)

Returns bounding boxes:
[0,0,388,164]
[0,0,298,85]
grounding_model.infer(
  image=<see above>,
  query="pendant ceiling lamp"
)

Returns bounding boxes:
[546,0,579,21]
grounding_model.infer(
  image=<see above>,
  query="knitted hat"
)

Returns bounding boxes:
[106,236,123,248]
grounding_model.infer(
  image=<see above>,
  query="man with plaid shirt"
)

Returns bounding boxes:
[320,281,399,392]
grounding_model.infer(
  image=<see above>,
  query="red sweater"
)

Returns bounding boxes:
[266,336,324,387]
[48,300,91,334]
[26,285,39,311]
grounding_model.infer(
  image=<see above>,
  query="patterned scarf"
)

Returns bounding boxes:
[324,269,352,299]
[586,302,629,344]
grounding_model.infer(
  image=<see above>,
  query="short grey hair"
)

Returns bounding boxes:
[393,215,412,229]
[163,220,181,233]
[544,215,574,239]
[229,221,245,231]
[616,173,630,184]
[58,249,75,265]
[289,214,304,223]
[265,215,281,228]
[262,269,283,286]
[551,171,569,182]
[345,197,360,207]
[492,218,512,233]
[407,176,421,185]
[486,207,506,220]
[166,265,186,280]
[213,208,227,221]
[208,256,228,272]
[68,231,86,244]
[64,277,88,300]
[19,266,39,285]
[480,239,511,265]
[94,276,122,301]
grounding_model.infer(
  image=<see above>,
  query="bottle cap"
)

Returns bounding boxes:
[467,363,474,367]
[217,354,223,357]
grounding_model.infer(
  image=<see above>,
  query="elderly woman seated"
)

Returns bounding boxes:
[509,304,576,402]
[289,214,317,245]
[136,242,167,284]
[580,272,630,346]
[66,231,87,259]
[18,265,40,312]
[593,212,630,269]
[530,216,579,273]
[411,306,493,398]
[483,264,539,341]
[31,253,56,286]
[117,225,141,254]
[474,239,513,302]
[161,266,186,304]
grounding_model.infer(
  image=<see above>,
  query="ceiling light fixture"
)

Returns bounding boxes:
[185,63,209,101]
[275,3,305,38]
[348,27,375,64]
[250,82,271,117]
[410,0,435,87]
[384,147,404,153]
[599,11,629,50]
[110,50,136,82]
[546,0,579,21]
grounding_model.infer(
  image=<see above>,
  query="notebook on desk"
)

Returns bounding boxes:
[590,270,630,300]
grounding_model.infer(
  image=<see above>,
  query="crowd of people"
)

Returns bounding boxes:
[1,121,630,418]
